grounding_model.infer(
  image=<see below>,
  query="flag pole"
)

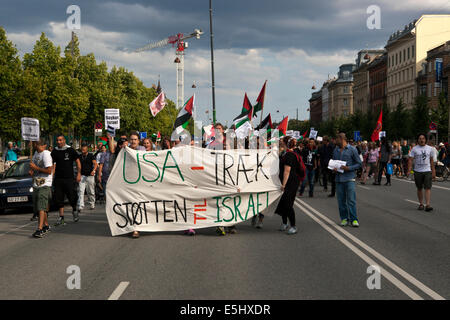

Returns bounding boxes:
[259,80,267,127]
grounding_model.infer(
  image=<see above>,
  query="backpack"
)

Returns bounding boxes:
[286,150,306,182]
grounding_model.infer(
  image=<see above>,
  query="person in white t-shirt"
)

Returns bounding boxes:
[408,134,436,212]
[29,139,53,238]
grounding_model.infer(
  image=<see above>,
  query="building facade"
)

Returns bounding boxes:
[352,50,385,114]
[368,53,387,115]
[328,64,356,119]
[418,41,450,110]
[309,90,322,124]
[386,15,450,110]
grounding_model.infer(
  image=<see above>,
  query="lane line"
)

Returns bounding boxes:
[0,221,34,237]
[296,199,446,300]
[392,177,450,191]
[294,201,422,300]
[358,185,371,190]
[108,281,130,300]
[404,199,420,205]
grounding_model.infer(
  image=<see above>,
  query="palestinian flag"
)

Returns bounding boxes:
[253,81,266,115]
[233,93,253,129]
[173,95,194,134]
[255,113,273,132]
[276,116,288,137]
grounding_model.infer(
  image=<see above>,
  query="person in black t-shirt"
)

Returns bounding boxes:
[275,136,304,235]
[299,139,317,197]
[317,136,336,196]
[77,144,97,212]
[51,135,81,225]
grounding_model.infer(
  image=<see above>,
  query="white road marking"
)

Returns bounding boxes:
[392,177,450,191]
[358,185,371,190]
[0,221,34,237]
[295,200,422,300]
[108,281,130,300]
[296,199,446,300]
[404,199,420,205]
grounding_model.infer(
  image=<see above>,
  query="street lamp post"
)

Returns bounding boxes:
[209,0,217,125]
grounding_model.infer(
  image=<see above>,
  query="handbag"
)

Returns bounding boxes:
[386,163,393,175]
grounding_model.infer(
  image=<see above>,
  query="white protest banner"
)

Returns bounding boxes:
[379,131,386,140]
[105,109,120,129]
[21,117,40,141]
[309,129,318,140]
[317,136,323,142]
[293,131,301,139]
[106,146,282,236]
[285,130,294,137]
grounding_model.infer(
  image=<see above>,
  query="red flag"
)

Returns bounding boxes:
[254,81,267,114]
[302,129,309,138]
[371,110,383,142]
[277,116,288,136]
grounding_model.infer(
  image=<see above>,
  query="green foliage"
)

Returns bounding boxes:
[0,27,177,143]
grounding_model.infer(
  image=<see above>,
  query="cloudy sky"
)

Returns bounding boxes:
[1,0,449,125]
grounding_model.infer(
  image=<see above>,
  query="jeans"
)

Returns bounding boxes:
[336,181,358,222]
[300,168,315,196]
[77,175,95,210]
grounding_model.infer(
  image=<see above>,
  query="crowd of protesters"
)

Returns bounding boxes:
[3,126,447,238]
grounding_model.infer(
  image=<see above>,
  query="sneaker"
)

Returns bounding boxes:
[184,229,196,236]
[279,223,289,231]
[32,229,44,238]
[351,220,359,227]
[425,206,433,212]
[216,227,226,236]
[340,219,348,227]
[89,206,95,210]
[54,217,66,226]
[30,216,38,222]
[42,225,50,234]
[256,221,263,229]
[73,209,80,222]
[287,226,298,235]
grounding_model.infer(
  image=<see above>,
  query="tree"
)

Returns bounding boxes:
[411,95,430,136]
[0,27,43,142]
[431,91,449,142]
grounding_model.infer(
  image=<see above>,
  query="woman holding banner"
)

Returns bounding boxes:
[276,136,305,235]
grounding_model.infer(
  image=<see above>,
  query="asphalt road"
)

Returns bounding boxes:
[0,176,448,300]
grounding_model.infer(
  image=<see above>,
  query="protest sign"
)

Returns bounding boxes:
[293,131,301,139]
[105,146,282,236]
[379,131,386,140]
[285,130,294,137]
[309,129,318,140]
[105,109,120,129]
[21,117,40,141]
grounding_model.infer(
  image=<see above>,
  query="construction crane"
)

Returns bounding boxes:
[135,29,203,109]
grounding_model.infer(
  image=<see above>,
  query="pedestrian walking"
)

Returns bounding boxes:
[77,144,97,213]
[299,139,317,197]
[375,137,392,186]
[29,139,53,238]
[276,136,305,235]
[408,134,436,211]
[317,136,336,196]
[51,135,81,225]
[364,142,378,184]
[332,133,362,227]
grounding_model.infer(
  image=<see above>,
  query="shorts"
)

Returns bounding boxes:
[33,186,52,213]
[391,158,400,166]
[414,171,432,190]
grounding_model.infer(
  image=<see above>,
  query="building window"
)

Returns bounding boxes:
[412,45,415,57]
[343,98,348,106]
[343,86,349,93]
[396,53,398,65]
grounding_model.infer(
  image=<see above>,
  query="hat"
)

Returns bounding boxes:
[439,143,444,147]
